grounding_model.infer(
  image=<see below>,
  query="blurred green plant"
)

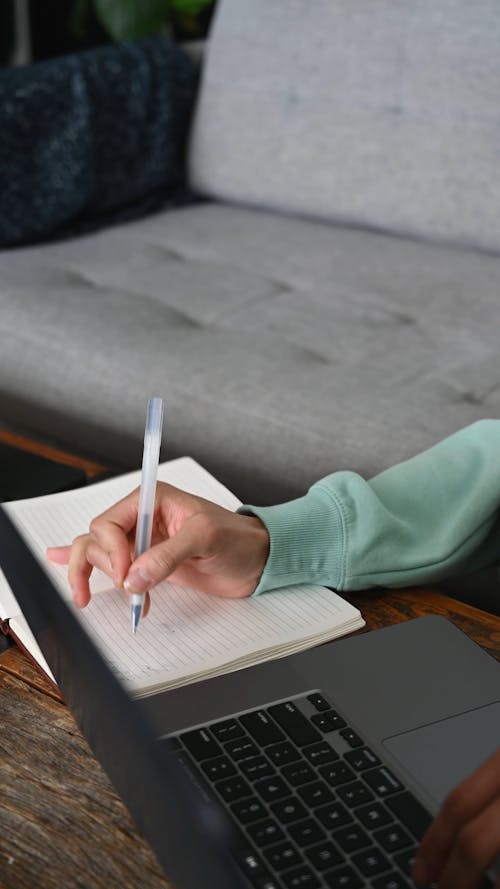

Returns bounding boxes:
[91,0,214,40]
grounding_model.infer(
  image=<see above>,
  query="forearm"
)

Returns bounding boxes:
[240,420,500,594]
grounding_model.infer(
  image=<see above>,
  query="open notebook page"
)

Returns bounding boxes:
[1,457,363,696]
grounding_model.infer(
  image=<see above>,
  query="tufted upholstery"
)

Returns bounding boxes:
[1,203,499,506]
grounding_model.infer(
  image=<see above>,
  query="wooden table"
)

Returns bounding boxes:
[1,431,500,889]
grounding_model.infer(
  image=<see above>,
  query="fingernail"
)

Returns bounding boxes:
[124,568,152,593]
[411,856,428,886]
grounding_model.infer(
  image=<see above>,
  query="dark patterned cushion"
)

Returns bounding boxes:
[0,36,197,246]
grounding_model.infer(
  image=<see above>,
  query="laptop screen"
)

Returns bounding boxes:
[0,505,244,889]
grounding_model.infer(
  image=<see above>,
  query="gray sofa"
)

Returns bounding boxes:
[1,0,500,519]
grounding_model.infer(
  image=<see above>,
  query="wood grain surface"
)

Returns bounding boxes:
[0,667,171,889]
[0,428,107,479]
[345,587,500,661]
[1,588,499,889]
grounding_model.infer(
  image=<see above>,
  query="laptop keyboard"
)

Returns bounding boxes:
[164,691,448,888]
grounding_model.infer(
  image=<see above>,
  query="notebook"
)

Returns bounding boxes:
[0,457,364,695]
[1,504,499,889]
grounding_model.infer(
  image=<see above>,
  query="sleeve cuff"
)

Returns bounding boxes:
[238,485,346,595]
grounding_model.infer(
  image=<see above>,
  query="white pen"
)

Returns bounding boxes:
[130,397,164,634]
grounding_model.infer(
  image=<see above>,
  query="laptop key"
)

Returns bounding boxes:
[332,824,371,853]
[311,710,347,732]
[316,801,353,830]
[268,702,322,746]
[211,718,245,742]
[373,823,413,853]
[363,766,403,798]
[344,747,381,771]
[235,845,273,884]
[319,762,356,787]
[385,791,433,840]
[225,736,260,761]
[355,801,393,830]
[351,846,391,877]
[307,692,332,713]
[240,710,285,746]
[336,780,375,808]
[267,741,302,767]
[372,873,411,889]
[305,840,343,870]
[231,796,267,824]
[248,818,285,848]
[393,846,418,877]
[240,756,276,781]
[264,840,303,871]
[181,727,222,761]
[288,817,326,847]
[297,780,334,807]
[255,776,290,802]
[303,741,339,766]
[201,755,237,782]
[324,865,364,888]
[270,796,308,824]
[282,761,316,787]
[215,775,252,802]
[339,728,364,748]
[282,864,322,887]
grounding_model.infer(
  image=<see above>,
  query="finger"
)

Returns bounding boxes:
[67,535,93,608]
[86,540,116,578]
[432,795,500,889]
[414,748,500,885]
[89,492,139,586]
[124,515,209,593]
[46,545,72,565]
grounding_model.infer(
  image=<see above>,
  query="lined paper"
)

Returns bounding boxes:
[0,457,364,696]
[77,580,362,695]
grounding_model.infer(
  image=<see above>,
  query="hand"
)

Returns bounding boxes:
[46,482,270,609]
[413,747,500,888]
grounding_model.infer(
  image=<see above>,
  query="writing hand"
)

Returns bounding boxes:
[413,747,500,888]
[46,482,269,609]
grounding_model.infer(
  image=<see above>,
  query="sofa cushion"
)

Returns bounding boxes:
[189,0,500,253]
[1,203,499,504]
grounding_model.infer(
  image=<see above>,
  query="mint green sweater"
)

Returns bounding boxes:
[241,420,500,595]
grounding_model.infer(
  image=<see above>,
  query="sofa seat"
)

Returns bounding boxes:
[1,201,499,504]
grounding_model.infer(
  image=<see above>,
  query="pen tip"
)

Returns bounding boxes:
[131,601,142,635]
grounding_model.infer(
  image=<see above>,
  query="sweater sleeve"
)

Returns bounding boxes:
[239,420,500,595]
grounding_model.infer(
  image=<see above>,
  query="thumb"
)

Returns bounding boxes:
[123,519,206,594]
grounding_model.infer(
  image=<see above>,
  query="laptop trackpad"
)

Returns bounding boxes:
[383,700,500,806]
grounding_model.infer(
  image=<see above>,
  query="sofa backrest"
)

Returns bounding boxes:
[189,0,500,253]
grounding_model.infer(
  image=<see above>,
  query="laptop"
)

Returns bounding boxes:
[0,506,499,889]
